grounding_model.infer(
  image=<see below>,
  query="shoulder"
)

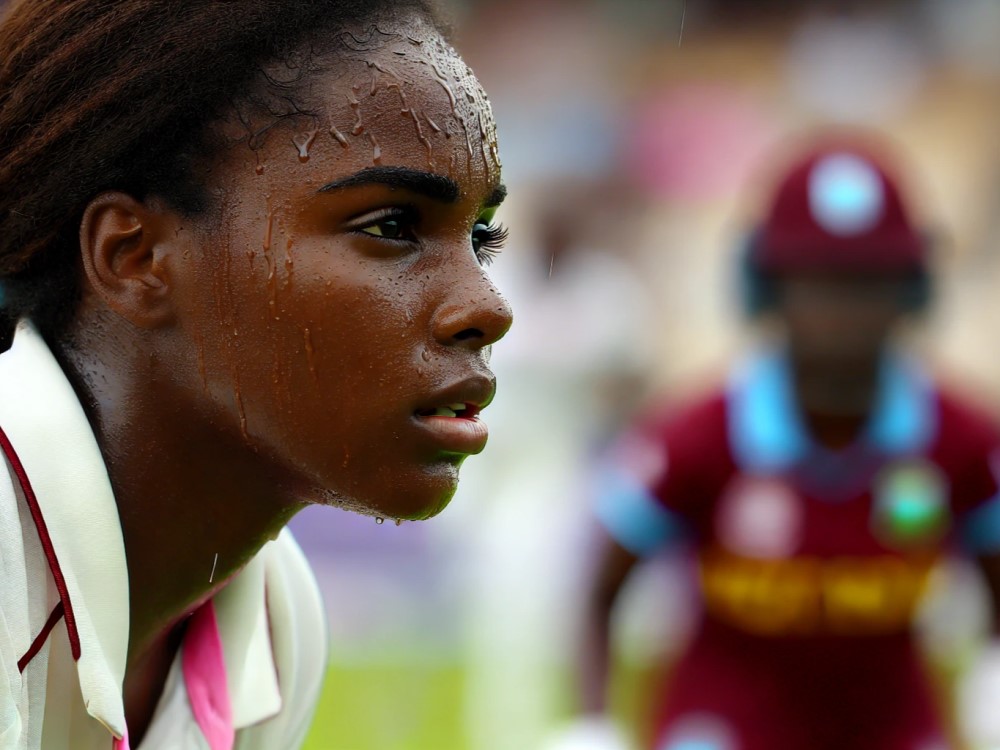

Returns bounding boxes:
[626,389,729,468]
[933,385,1000,456]
[607,386,732,496]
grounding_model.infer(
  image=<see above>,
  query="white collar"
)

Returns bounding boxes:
[727,346,936,473]
[211,548,283,729]
[0,320,281,738]
[0,319,130,737]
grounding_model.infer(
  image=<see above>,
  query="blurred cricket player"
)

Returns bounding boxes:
[550,136,1000,750]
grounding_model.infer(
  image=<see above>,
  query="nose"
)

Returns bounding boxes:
[432,273,513,350]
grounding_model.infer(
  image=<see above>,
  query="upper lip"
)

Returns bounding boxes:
[414,373,497,416]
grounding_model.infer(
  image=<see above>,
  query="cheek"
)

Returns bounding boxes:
[214,239,432,421]
[176,228,462,514]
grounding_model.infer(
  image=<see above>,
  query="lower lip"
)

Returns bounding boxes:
[413,415,489,454]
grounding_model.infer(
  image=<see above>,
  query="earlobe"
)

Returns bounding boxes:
[79,191,175,328]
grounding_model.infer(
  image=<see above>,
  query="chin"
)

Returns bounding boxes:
[392,462,462,521]
[334,461,462,522]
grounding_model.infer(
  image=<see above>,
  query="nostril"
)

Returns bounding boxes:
[453,328,483,342]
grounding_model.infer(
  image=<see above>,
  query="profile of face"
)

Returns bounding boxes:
[105,16,512,522]
[773,272,908,369]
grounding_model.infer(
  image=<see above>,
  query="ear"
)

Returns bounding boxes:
[79,191,176,328]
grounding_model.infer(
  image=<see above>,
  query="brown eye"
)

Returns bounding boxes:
[362,219,407,240]
[351,206,422,244]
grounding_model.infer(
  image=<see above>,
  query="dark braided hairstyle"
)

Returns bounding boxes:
[0,0,442,343]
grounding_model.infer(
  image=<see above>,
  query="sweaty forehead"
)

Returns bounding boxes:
[314,16,501,187]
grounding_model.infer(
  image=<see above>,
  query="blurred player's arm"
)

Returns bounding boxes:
[580,527,641,715]
[540,529,639,750]
[542,431,688,750]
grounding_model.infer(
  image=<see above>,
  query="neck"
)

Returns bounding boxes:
[790,354,883,450]
[790,353,881,419]
[56,324,301,666]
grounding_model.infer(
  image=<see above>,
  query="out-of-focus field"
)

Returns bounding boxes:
[302,664,466,750]
[300,658,969,750]
[302,662,659,750]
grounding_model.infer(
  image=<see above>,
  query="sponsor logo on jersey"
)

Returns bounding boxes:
[716,475,802,559]
[700,548,936,636]
[872,460,949,549]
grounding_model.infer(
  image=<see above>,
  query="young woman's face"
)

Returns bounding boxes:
[169,18,512,520]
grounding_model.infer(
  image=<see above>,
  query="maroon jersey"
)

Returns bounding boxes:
[595,351,1000,750]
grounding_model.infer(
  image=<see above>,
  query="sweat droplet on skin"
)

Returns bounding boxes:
[367,132,382,164]
[293,128,319,163]
[329,122,349,148]
[283,237,294,285]
[429,62,458,114]
[489,139,501,171]
[349,89,364,135]
[234,386,248,440]
[477,111,491,174]
[261,203,285,315]
[397,92,433,163]
[262,207,276,251]
[388,81,410,111]
[304,327,317,380]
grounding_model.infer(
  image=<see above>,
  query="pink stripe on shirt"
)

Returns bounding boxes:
[182,601,235,750]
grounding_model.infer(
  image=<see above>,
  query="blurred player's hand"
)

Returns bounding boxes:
[539,716,632,750]
[958,642,1000,749]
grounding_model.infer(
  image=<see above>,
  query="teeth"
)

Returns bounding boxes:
[447,403,466,411]
[432,407,458,418]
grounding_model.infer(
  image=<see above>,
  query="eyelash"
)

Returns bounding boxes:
[352,208,508,266]
[472,222,509,267]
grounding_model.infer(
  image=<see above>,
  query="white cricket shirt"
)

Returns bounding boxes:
[0,320,328,749]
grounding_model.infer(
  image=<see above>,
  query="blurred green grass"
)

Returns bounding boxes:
[301,659,660,750]
[302,662,468,750]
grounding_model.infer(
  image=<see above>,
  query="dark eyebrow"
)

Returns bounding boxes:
[317,166,507,210]
[486,183,507,208]
[317,166,460,203]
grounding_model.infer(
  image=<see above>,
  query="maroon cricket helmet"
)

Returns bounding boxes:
[755,141,926,274]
